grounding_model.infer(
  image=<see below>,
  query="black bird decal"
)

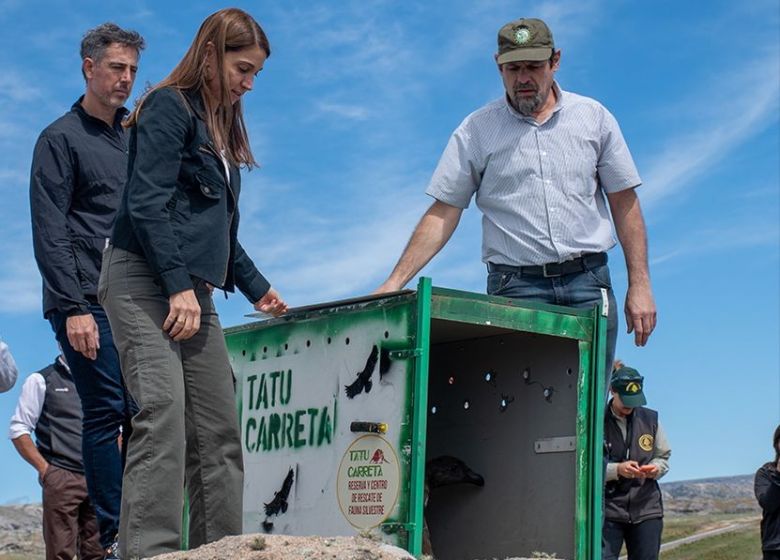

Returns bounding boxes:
[264,467,294,516]
[379,347,392,379]
[344,345,378,398]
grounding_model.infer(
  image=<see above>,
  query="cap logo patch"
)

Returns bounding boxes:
[514,27,531,45]
[625,381,641,394]
[638,434,654,452]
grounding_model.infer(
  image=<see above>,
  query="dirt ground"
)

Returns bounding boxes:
[151,533,559,560]
[153,534,415,560]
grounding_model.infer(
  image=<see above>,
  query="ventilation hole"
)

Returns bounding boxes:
[306,340,311,347]
[384,331,389,339]
[345,337,350,345]
[327,337,332,344]
[241,350,246,356]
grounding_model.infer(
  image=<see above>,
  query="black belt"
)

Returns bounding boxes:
[487,252,608,278]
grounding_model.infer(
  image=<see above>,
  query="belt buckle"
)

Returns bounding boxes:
[542,263,560,278]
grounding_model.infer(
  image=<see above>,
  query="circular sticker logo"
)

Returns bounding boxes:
[337,434,400,530]
[514,27,531,45]
[638,434,654,452]
[626,381,642,394]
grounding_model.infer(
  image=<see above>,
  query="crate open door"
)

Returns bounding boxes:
[226,277,606,559]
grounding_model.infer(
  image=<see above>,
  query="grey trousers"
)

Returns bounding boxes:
[99,247,243,559]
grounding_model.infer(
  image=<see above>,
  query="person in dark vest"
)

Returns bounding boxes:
[9,354,102,560]
[603,364,671,560]
[755,424,780,560]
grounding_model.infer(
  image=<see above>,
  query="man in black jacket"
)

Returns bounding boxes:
[755,424,780,559]
[29,22,144,557]
[603,365,671,560]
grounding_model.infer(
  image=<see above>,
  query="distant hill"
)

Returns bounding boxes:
[0,503,43,558]
[662,473,760,515]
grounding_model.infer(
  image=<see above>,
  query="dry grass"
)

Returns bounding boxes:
[662,512,759,542]
[660,521,761,560]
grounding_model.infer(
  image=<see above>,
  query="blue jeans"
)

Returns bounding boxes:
[486,262,618,387]
[602,518,662,560]
[49,304,137,549]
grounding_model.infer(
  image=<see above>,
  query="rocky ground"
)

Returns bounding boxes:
[152,534,556,560]
[0,503,43,558]
[0,474,758,559]
[154,534,416,560]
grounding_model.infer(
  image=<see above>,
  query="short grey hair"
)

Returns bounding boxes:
[80,22,145,79]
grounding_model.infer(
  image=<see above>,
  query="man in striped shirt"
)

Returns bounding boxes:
[376,18,656,380]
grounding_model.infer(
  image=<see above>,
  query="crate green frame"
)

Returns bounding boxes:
[220,276,606,559]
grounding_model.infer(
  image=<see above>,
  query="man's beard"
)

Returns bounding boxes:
[512,88,547,116]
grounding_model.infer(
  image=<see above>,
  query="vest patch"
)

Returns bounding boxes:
[638,433,654,452]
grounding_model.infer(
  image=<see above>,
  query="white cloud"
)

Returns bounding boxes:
[651,220,779,267]
[0,72,42,104]
[314,101,371,121]
[640,50,780,212]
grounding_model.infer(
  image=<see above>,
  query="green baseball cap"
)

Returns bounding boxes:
[497,18,555,64]
[610,366,647,408]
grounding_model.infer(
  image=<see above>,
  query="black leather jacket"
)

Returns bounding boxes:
[111,87,270,301]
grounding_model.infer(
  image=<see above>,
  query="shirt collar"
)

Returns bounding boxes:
[551,81,564,112]
[71,95,129,130]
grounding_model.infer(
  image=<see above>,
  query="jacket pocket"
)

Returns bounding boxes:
[583,262,612,289]
[194,144,226,200]
[195,168,224,200]
[72,236,107,292]
[487,271,513,295]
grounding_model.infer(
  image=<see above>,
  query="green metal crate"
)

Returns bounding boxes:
[224,277,606,559]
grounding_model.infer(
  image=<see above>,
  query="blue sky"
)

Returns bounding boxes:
[0,0,777,504]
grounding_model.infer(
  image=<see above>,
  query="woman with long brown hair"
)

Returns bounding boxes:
[99,9,286,558]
